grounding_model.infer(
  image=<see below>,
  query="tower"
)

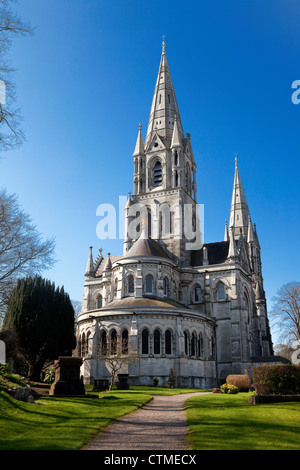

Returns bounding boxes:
[124,40,199,265]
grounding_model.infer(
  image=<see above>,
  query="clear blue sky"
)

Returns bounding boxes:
[1,1,299,340]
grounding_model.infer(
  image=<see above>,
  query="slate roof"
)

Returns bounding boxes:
[123,236,170,260]
[191,241,229,267]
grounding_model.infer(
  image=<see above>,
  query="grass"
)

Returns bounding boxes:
[0,385,206,450]
[185,392,300,450]
[2,382,299,451]
[0,389,152,450]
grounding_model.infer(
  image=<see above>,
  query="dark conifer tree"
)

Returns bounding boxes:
[3,275,76,380]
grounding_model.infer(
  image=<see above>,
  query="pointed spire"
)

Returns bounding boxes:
[171,114,182,148]
[229,155,250,239]
[145,40,184,147]
[133,123,145,156]
[224,219,229,241]
[247,215,255,243]
[103,252,112,271]
[85,246,94,276]
[125,190,132,209]
[227,226,238,259]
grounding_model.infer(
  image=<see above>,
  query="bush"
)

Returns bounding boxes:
[252,364,300,395]
[226,374,251,391]
[220,383,239,394]
[152,377,159,387]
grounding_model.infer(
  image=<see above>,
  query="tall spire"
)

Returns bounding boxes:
[145,39,184,148]
[85,246,94,276]
[229,156,250,239]
[133,123,145,156]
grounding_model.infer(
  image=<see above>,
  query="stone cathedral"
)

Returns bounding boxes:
[76,42,273,388]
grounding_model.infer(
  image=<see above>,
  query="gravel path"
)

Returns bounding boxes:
[83,392,209,450]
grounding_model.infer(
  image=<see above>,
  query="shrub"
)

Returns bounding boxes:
[226,374,251,391]
[252,364,300,395]
[153,377,159,387]
[220,383,239,394]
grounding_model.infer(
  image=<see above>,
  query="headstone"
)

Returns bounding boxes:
[116,373,129,390]
[93,378,109,390]
[49,356,85,396]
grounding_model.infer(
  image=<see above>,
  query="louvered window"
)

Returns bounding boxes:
[152,160,162,188]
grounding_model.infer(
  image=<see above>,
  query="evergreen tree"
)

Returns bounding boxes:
[3,275,76,380]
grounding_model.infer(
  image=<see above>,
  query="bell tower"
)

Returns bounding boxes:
[124,41,200,265]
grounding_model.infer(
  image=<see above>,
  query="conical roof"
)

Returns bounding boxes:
[145,40,184,148]
[124,236,170,259]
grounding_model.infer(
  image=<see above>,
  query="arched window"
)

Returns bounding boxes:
[210,335,215,359]
[122,329,128,355]
[101,330,107,355]
[142,329,149,354]
[194,284,202,302]
[185,162,191,193]
[184,331,189,356]
[152,160,162,188]
[97,294,102,309]
[154,329,161,354]
[175,170,178,187]
[191,332,197,356]
[87,331,91,355]
[147,209,152,237]
[198,332,203,357]
[165,329,172,355]
[128,275,134,294]
[163,277,169,296]
[217,282,226,301]
[110,329,117,354]
[174,150,178,166]
[145,274,153,293]
[81,333,86,357]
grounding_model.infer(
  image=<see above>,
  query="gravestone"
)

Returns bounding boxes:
[116,373,129,390]
[49,356,85,396]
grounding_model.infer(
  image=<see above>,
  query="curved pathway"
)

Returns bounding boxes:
[84,392,209,450]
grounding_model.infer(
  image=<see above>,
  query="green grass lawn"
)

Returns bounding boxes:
[2,386,300,451]
[0,389,153,450]
[0,386,206,450]
[185,392,300,450]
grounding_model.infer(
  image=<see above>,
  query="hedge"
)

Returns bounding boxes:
[251,364,300,396]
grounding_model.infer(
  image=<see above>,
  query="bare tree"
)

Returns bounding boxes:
[96,337,129,391]
[0,0,33,154]
[270,282,300,345]
[0,189,56,320]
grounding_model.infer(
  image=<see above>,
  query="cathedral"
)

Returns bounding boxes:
[76,42,273,388]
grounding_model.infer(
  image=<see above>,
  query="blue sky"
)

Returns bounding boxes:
[1,1,299,341]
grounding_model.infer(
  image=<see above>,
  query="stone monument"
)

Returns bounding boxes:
[49,356,85,396]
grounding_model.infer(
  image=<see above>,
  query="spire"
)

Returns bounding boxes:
[224,219,229,241]
[85,246,94,276]
[229,156,250,239]
[247,215,255,243]
[145,40,184,147]
[227,226,238,259]
[103,252,112,271]
[133,123,145,156]
[171,114,182,148]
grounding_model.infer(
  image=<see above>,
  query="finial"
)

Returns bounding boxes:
[234,152,238,167]
[162,34,166,54]
[138,123,142,131]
